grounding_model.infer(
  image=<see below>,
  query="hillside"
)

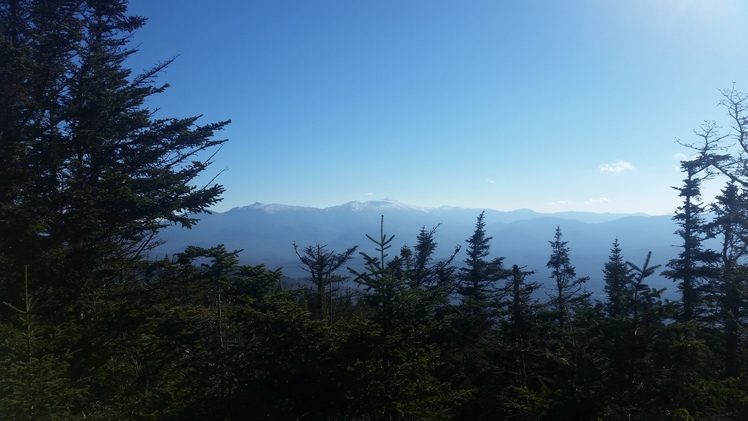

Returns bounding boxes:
[155,199,679,297]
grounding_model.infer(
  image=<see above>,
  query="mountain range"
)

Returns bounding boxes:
[155,199,681,299]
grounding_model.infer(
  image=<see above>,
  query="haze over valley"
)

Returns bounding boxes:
[157,199,679,297]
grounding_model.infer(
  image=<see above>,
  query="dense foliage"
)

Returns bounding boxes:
[1,1,747,419]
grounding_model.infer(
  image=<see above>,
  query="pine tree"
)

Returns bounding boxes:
[449,211,509,418]
[539,226,602,419]
[456,211,508,322]
[393,224,460,291]
[0,1,229,416]
[504,265,541,388]
[496,264,545,419]
[0,267,83,419]
[707,182,748,378]
[607,252,670,418]
[342,217,454,419]
[663,159,718,322]
[546,226,591,329]
[293,242,358,322]
[599,238,636,413]
[602,238,634,319]
[0,0,229,314]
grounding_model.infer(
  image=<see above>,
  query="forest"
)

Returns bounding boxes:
[1,1,747,420]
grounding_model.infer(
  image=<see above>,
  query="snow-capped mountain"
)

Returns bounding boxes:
[155,200,679,297]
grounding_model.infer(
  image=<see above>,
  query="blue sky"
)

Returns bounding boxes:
[125,0,748,215]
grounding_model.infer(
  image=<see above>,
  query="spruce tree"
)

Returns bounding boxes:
[293,242,358,322]
[456,211,507,320]
[602,238,634,319]
[0,267,83,419]
[663,159,718,322]
[546,226,590,329]
[343,217,454,419]
[394,224,460,291]
[599,238,635,413]
[0,1,229,416]
[496,264,545,418]
[541,226,601,419]
[604,252,670,418]
[0,0,229,310]
[449,212,510,419]
[707,182,748,378]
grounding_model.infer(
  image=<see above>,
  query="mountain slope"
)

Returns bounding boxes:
[155,200,679,297]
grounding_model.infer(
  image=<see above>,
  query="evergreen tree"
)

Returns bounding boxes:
[342,217,455,419]
[393,224,460,291]
[227,261,335,419]
[599,238,636,414]
[456,211,507,322]
[685,86,748,188]
[648,319,726,420]
[91,245,335,419]
[602,238,634,319]
[707,182,748,378]
[496,264,545,419]
[663,159,718,322]
[505,264,541,385]
[546,226,591,329]
[293,242,358,322]
[0,1,229,416]
[539,226,601,420]
[0,267,83,419]
[600,252,672,418]
[450,211,509,419]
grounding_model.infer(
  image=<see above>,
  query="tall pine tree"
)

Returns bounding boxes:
[0,0,229,312]
[707,182,748,378]
[663,159,718,322]
[546,226,590,329]
[0,1,229,416]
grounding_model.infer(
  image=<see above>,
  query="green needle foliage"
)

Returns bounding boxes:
[344,216,457,419]
[4,1,748,419]
[0,267,83,419]
[0,0,229,312]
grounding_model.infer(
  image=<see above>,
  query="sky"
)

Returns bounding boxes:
[124,0,748,215]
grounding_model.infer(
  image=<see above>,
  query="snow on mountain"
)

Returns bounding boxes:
[157,199,679,298]
[325,198,430,212]
[231,202,319,214]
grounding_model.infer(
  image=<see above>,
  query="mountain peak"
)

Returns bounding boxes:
[327,199,429,212]
[231,202,314,214]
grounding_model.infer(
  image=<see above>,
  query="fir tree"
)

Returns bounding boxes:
[0,0,229,324]
[450,211,509,419]
[343,216,454,419]
[602,238,634,319]
[293,242,358,323]
[0,267,83,419]
[707,182,748,378]
[546,226,590,329]
[496,264,545,419]
[0,1,229,416]
[663,159,718,322]
[393,224,460,291]
[456,211,508,321]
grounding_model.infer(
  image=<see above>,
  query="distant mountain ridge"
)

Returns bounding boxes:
[230,199,652,222]
[156,199,680,298]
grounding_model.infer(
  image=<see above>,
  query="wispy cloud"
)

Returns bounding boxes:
[586,197,611,204]
[672,153,688,161]
[549,200,569,206]
[486,178,496,185]
[366,192,374,197]
[599,160,635,173]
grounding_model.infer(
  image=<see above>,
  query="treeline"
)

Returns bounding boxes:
[1,1,747,419]
[3,211,748,420]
